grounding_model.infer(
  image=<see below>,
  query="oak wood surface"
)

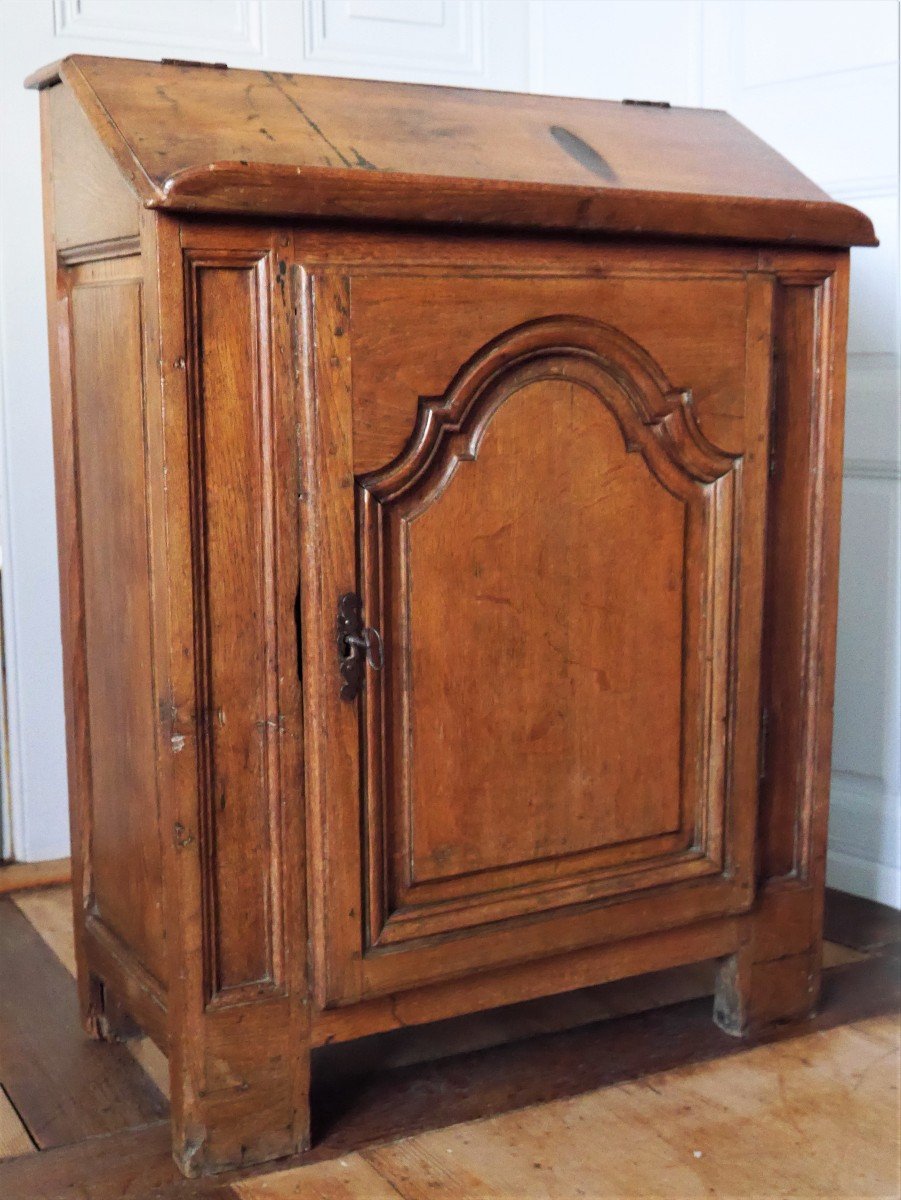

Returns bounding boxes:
[26,56,875,247]
[300,240,775,1006]
[46,80,139,251]
[68,256,168,991]
[361,1017,899,1200]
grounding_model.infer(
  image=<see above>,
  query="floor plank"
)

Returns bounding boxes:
[13,887,172,1099]
[12,886,77,974]
[824,886,901,953]
[822,938,866,968]
[0,897,167,1149]
[0,1083,35,1161]
[0,1123,182,1200]
[234,1155,404,1199]
[363,1014,901,1200]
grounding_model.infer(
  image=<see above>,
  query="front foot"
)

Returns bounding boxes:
[714,947,819,1038]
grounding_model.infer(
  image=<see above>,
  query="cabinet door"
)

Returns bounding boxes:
[298,246,773,1007]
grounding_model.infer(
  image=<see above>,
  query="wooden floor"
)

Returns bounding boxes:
[0,885,898,1199]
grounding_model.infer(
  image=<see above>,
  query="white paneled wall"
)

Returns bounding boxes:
[0,1,898,904]
[700,1,901,906]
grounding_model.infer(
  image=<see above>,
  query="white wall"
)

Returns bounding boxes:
[0,1,898,904]
[698,1,900,907]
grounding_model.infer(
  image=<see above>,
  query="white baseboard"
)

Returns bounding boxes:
[827,772,901,909]
[826,848,901,908]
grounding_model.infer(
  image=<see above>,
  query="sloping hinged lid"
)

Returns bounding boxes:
[27,55,876,247]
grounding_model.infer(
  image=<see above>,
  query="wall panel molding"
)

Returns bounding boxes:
[843,458,901,483]
[302,0,484,76]
[53,0,263,54]
[827,772,901,907]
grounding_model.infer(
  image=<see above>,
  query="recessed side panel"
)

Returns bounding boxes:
[69,259,166,988]
[47,82,140,253]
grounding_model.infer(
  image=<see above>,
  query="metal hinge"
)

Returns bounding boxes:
[160,58,228,70]
[759,707,770,782]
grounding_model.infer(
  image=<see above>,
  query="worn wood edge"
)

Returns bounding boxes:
[58,235,142,266]
[312,914,741,1045]
[155,164,877,247]
[84,914,169,1053]
[24,59,64,90]
[0,860,71,895]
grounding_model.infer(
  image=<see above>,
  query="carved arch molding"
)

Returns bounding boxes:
[356,316,743,950]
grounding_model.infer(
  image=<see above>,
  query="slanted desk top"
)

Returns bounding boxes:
[27,54,875,247]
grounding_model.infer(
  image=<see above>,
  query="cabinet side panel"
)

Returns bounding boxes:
[47,83,140,252]
[69,259,167,987]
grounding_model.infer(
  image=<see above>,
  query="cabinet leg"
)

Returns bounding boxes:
[78,971,107,1041]
[714,943,820,1038]
[170,1021,312,1177]
[96,984,144,1042]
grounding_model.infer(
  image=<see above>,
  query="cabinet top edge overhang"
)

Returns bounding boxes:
[26,54,876,249]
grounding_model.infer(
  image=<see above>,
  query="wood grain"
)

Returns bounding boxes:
[68,259,168,991]
[234,1156,403,1199]
[46,80,139,251]
[184,249,283,1005]
[363,1016,900,1200]
[26,55,876,247]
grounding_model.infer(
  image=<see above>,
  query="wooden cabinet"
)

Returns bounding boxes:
[28,55,875,1177]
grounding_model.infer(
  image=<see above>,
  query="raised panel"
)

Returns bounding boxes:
[69,262,166,987]
[184,250,284,1006]
[359,317,739,948]
[406,380,685,874]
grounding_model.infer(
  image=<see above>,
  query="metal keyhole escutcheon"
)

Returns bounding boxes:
[336,592,382,701]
